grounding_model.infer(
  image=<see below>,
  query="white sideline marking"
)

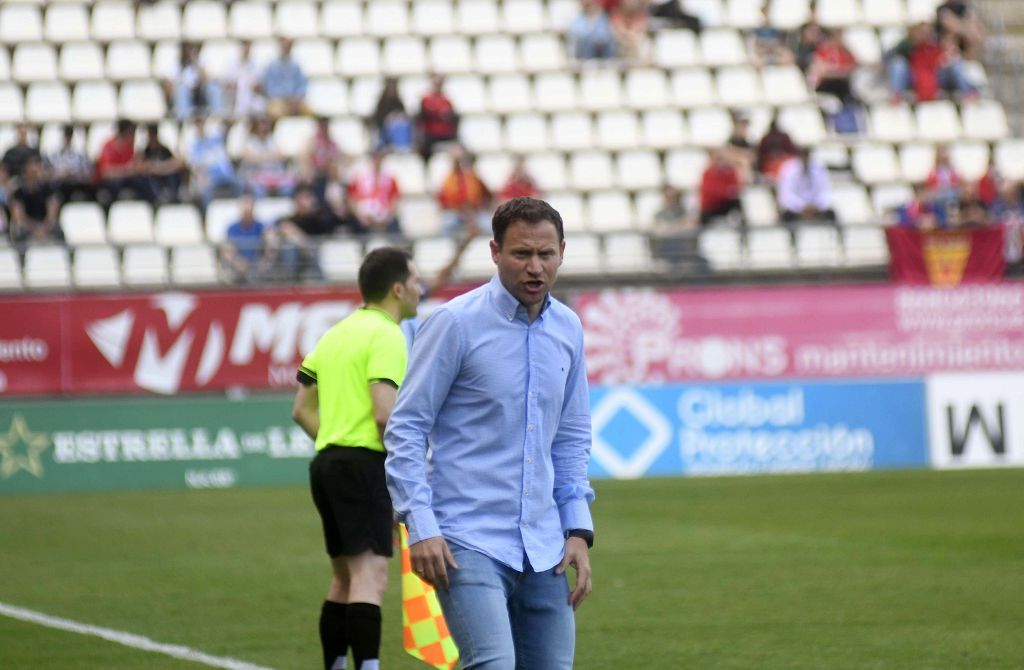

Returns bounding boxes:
[0,601,275,670]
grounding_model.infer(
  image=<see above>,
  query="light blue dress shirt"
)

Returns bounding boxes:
[385,275,595,572]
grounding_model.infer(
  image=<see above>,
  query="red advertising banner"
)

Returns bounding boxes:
[885,226,1005,286]
[578,283,1024,384]
[0,286,472,397]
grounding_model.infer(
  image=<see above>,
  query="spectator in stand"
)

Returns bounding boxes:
[975,157,1000,209]
[792,19,825,73]
[172,42,223,120]
[2,124,41,183]
[886,22,976,103]
[263,38,311,121]
[370,77,414,152]
[96,120,157,204]
[726,113,756,183]
[437,145,492,234]
[756,117,798,180]
[994,181,1024,263]
[225,41,266,120]
[348,146,402,236]
[936,0,985,61]
[417,74,459,161]
[8,156,62,247]
[808,28,859,105]
[277,185,346,278]
[568,0,617,61]
[925,144,962,224]
[499,155,541,203]
[776,147,837,225]
[648,0,702,32]
[140,124,187,204]
[896,183,939,229]
[748,5,795,68]
[302,117,345,200]
[699,149,743,226]
[651,185,706,270]
[610,0,651,65]
[221,193,279,282]
[957,197,989,228]
[47,125,95,203]
[241,116,296,199]
[189,117,242,207]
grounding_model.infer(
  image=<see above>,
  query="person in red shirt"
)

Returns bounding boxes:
[925,144,963,225]
[437,145,492,234]
[886,22,977,102]
[417,73,459,161]
[95,119,156,203]
[808,28,858,104]
[699,149,743,226]
[347,146,402,236]
[499,155,541,204]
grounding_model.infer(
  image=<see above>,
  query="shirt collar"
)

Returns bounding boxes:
[487,274,551,322]
[362,305,399,325]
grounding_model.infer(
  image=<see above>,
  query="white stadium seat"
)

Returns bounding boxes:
[321,1,364,39]
[74,246,121,289]
[625,70,670,110]
[0,247,24,291]
[13,43,58,83]
[796,226,843,268]
[172,245,220,285]
[46,3,90,42]
[183,1,228,40]
[137,1,182,41]
[551,113,594,152]
[60,43,105,82]
[520,34,569,73]
[24,246,71,290]
[155,205,205,247]
[962,101,1010,142]
[853,143,901,184]
[92,1,137,42]
[700,228,743,271]
[844,226,889,265]
[596,111,641,151]
[26,83,72,124]
[915,101,962,143]
[320,239,364,282]
[0,4,43,44]
[106,41,152,81]
[366,1,410,37]
[503,0,547,34]
[123,245,169,286]
[616,150,662,191]
[505,114,549,153]
[108,201,155,245]
[230,2,274,40]
[642,110,688,149]
[274,0,319,39]
[748,228,794,270]
[412,0,455,35]
[534,72,578,112]
[73,81,118,123]
[899,143,936,183]
[61,203,108,247]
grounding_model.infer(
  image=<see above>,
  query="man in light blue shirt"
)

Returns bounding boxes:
[385,197,595,669]
[263,38,310,119]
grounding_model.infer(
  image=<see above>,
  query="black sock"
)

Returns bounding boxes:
[345,602,382,670]
[319,601,349,670]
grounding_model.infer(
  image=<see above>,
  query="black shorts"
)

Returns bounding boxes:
[309,446,393,558]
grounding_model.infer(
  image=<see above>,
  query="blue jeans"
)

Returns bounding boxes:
[437,544,574,670]
[887,55,976,96]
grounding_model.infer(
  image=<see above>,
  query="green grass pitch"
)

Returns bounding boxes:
[2,469,1023,669]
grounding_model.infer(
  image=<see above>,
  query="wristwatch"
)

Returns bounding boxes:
[565,528,594,548]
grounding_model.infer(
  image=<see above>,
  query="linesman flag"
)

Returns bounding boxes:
[399,524,459,670]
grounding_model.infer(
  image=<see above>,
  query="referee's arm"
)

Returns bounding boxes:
[292,381,320,439]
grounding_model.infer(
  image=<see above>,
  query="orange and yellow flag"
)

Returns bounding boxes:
[399,524,459,670]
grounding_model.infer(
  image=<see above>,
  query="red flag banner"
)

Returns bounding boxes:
[886,226,1005,286]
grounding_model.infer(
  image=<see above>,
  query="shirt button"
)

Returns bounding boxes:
[527,458,533,464]
[527,424,534,431]
[524,490,529,497]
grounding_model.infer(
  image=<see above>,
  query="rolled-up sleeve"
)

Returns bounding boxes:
[384,309,463,545]
[551,324,595,533]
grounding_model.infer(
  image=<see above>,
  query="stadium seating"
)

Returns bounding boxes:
[0,0,1014,290]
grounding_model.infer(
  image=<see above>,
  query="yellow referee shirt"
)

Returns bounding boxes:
[299,307,407,452]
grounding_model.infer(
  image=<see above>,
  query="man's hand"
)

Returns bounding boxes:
[555,537,592,610]
[410,536,459,590]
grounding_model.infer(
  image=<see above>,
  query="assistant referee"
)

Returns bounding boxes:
[292,247,423,670]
